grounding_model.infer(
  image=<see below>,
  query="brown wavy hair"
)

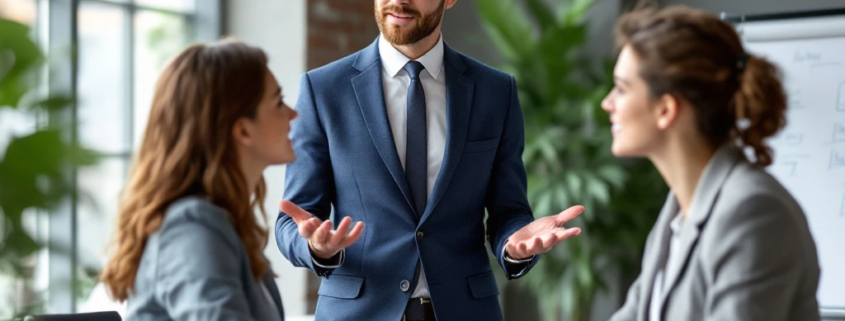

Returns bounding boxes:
[101,39,270,301]
[615,5,787,166]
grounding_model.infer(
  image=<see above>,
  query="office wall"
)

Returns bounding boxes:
[661,0,844,15]
[306,0,379,70]
[225,0,309,317]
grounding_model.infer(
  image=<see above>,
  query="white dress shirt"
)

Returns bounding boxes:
[649,211,685,321]
[378,33,447,299]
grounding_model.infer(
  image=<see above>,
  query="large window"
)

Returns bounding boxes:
[0,0,36,23]
[74,1,194,312]
[0,0,220,315]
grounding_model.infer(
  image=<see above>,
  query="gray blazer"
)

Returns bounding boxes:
[610,145,821,321]
[124,196,284,321]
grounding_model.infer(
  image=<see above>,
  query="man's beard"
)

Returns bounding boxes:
[375,0,445,45]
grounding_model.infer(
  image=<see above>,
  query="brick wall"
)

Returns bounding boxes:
[303,1,380,312]
[307,0,380,70]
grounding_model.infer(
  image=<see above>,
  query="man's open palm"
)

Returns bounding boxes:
[505,205,584,260]
[280,200,364,259]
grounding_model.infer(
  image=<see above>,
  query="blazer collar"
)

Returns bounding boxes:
[657,144,745,312]
[686,144,746,227]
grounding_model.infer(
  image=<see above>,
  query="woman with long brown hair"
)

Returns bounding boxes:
[100,39,296,320]
[603,5,821,321]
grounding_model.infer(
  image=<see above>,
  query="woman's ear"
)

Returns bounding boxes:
[232,118,254,147]
[654,93,681,130]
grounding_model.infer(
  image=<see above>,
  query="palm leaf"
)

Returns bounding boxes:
[478,0,668,320]
[477,0,535,62]
[525,0,558,32]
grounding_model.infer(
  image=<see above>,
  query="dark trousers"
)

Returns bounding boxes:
[402,298,436,321]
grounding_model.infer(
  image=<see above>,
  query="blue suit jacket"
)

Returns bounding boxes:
[275,39,539,321]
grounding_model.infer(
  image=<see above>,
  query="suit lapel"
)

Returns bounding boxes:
[351,40,415,212]
[262,272,285,320]
[658,145,744,311]
[418,44,474,226]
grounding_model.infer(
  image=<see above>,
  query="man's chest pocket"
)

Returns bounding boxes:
[463,138,499,154]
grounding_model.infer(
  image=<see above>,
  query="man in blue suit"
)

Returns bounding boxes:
[276,0,585,320]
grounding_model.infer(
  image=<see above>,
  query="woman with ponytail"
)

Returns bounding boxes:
[603,5,821,321]
[98,39,315,321]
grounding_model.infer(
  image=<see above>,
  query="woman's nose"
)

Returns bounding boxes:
[600,93,613,113]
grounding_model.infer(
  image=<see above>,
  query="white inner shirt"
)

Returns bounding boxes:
[649,211,685,321]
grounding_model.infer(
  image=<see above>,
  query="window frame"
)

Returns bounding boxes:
[41,0,221,313]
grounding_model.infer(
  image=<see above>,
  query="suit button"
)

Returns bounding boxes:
[416,231,424,238]
[400,280,410,292]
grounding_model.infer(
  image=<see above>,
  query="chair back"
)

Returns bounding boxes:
[26,311,121,321]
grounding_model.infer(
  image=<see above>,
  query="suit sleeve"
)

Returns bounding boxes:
[703,194,817,321]
[484,76,540,279]
[608,273,642,321]
[154,216,257,321]
[275,73,338,277]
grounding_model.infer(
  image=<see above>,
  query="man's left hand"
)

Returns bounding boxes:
[505,205,584,260]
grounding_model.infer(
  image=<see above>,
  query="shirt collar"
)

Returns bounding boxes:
[670,211,684,235]
[378,33,444,80]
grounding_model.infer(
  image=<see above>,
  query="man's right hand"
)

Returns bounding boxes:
[279,200,365,259]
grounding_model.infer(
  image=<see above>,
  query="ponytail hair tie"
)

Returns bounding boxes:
[734,52,750,131]
[736,52,749,75]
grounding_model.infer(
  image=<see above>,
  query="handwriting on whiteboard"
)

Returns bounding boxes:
[772,133,805,146]
[831,148,845,170]
[841,190,845,217]
[794,50,822,63]
[838,82,845,112]
[783,133,804,146]
[833,123,845,143]
[779,160,799,175]
[810,62,842,73]
[789,89,805,109]
[773,154,810,176]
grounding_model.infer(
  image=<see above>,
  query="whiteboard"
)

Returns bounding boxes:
[734,11,845,312]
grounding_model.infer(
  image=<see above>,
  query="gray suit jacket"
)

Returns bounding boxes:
[125,196,284,321]
[610,145,821,321]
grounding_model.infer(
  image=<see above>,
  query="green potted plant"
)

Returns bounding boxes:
[0,17,97,317]
[477,0,668,320]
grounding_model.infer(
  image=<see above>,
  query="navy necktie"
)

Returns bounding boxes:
[404,61,427,217]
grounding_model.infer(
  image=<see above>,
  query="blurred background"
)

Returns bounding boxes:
[0,0,842,321]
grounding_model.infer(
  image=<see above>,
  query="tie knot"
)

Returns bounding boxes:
[403,61,425,80]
